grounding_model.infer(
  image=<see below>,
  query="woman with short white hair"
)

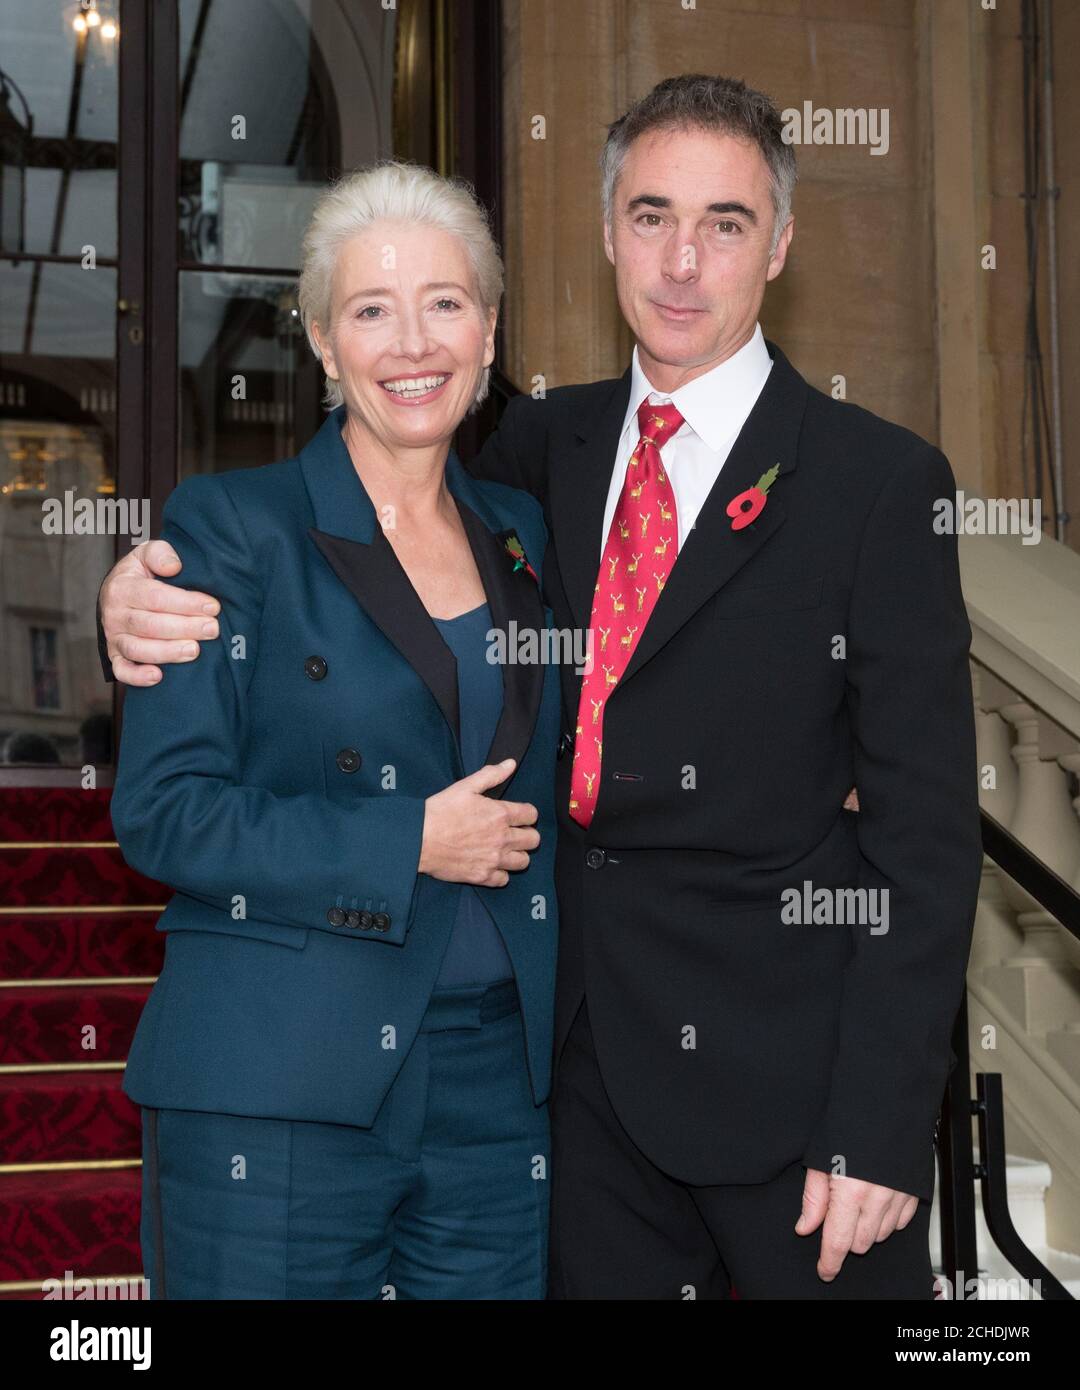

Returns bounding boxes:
[110,162,561,1299]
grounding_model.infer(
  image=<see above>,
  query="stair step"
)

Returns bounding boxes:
[983,1242,1080,1299]
[0,1069,141,1165]
[0,1275,146,1301]
[0,912,163,981]
[0,846,165,907]
[0,983,151,1066]
[936,1242,1080,1300]
[0,788,149,1292]
[0,788,115,842]
[0,1166,142,1283]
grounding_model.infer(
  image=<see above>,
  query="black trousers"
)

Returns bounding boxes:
[548,1001,935,1300]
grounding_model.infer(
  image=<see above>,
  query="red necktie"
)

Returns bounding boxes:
[569,398,684,828]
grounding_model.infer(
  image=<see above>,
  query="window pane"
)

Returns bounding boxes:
[177,0,395,269]
[0,260,117,769]
[174,0,399,476]
[178,270,323,477]
[30,627,61,712]
[0,0,118,258]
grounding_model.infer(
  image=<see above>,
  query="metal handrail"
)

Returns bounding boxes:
[980,808,1080,942]
[975,1072,1072,1299]
[937,808,1080,1300]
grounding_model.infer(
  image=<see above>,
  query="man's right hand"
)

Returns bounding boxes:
[101,540,221,686]
[419,760,540,887]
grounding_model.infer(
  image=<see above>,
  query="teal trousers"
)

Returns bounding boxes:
[139,981,549,1299]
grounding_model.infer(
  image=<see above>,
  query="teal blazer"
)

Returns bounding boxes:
[111,406,561,1124]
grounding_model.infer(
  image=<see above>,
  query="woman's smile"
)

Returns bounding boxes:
[378,371,454,405]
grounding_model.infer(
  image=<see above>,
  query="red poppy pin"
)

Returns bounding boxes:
[501,530,539,584]
[726,464,780,531]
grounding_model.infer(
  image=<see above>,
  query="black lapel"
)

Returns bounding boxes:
[451,482,546,796]
[548,369,633,634]
[547,340,809,690]
[309,526,461,743]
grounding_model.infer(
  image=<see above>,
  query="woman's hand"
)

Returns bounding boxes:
[419,759,540,887]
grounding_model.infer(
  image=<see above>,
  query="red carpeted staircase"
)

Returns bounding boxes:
[0,787,166,1299]
[0,788,742,1301]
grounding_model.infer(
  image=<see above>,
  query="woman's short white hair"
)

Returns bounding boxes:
[297,160,504,412]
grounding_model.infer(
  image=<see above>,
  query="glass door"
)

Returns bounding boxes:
[0,0,500,781]
[174,0,400,477]
[0,0,121,779]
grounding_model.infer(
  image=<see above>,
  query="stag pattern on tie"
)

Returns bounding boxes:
[568,398,684,828]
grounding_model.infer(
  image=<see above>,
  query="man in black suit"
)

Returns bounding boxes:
[98,75,982,1299]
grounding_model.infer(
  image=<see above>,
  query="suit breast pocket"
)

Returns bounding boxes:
[712,574,824,621]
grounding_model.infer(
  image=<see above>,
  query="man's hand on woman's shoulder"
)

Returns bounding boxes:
[100,540,221,686]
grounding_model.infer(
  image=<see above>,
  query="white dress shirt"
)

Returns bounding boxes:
[601,321,774,554]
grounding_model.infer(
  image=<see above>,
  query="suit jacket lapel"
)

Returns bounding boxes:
[309,527,462,744]
[300,408,544,794]
[548,368,633,634]
[549,340,809,689]
[447,459,546,794]
[620,340,808,684]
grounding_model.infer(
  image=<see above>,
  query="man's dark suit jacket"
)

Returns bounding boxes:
[465,338,983,1203]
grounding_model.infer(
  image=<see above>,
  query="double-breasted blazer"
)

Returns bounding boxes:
[466,339,983,1203]
[110,406,562,1125]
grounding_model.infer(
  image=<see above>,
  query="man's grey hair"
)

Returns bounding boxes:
[599,74,798,255]
[297,160,504,412]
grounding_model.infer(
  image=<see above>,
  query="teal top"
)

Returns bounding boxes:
[431,602,515,988]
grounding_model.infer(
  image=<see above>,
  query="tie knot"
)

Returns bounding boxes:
[636,398,684,448]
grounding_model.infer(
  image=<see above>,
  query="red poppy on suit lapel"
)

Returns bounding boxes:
[727,464,780,531]
[500,530,539,584]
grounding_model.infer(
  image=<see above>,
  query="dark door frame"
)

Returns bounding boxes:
[116,0,179,550]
